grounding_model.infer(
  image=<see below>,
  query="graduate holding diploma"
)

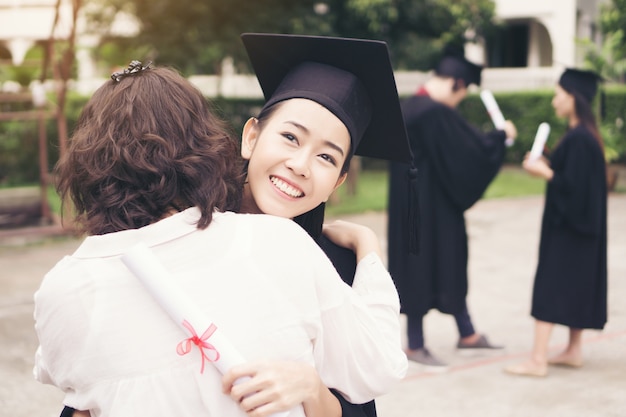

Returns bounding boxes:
[388,49,518,369]
[505,68,607,377]
[480,89,515,146]
[33,61,407,417]
[528,122,551,162]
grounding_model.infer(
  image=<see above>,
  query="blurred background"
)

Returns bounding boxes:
[0,0,625,230]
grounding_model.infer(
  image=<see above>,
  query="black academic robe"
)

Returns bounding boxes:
[388,94,506,317]
[531,125,607,329]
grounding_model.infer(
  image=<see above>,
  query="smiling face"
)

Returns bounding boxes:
[240,98,350,219]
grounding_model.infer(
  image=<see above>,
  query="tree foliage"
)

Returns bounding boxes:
[579,0,626,82]
[599,0,626,60]
[579,32,626,83]
[85,0,496,75]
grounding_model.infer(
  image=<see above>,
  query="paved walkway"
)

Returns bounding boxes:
[1,195,625,417]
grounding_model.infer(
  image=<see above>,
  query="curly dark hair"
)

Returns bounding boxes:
[56,65,244,235]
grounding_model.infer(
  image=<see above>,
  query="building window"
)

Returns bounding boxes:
[487,23,529,68]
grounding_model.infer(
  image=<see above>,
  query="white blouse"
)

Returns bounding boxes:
[34,208,407,417]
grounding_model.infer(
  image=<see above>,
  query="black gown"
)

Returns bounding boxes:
[531,125,607,329]
[387,93,506,317]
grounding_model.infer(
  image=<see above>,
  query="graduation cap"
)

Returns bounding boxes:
[243,33,420,254]
[434,52,483,87]
[240,33,411,163]
[558,68,603,103]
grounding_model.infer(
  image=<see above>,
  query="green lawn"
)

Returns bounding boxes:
[325,165,546,216]
[482,166,546,199]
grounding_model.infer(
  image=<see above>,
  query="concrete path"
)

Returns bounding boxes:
[1,195,625,417]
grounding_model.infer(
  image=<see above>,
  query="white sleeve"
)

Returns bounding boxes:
[33,345,54,385]
[233,215,409,404]
[33,280,59,388]
[308,251,407,404]
[351,252,404,369]
[352,252,401,309]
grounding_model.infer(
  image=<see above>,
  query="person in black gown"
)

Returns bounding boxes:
[242,33,413,417]
[387,50,518,368]
[504,68,607,377]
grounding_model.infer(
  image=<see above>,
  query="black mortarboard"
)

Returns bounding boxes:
[435,53,483,87]
[558,68,603,103]
[241,33,411,163]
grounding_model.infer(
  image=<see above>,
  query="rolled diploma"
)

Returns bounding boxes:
[480,89,515,146]
[480,90,506,129]
[528,122,550,162]
[122,242,244,373]
[122,243,293,417]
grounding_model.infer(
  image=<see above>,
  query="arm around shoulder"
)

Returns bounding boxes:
[311,249,406,404]
[255,216,407,404]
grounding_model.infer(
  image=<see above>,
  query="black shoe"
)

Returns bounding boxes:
[457,334,503,349]
[406,347,449,371]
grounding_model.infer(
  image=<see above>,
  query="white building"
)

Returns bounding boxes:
[0,0,137,93]
[471,0,608,92]
[0,0,611,95]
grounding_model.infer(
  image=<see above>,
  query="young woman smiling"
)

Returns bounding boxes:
[223,34,415,417]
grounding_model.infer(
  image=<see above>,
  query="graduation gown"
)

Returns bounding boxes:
[388,93,506,317]
[531,125,607,329]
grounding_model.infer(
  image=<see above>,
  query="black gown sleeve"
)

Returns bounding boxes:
[317,234,357,286]
[547,128,606,236]
[417,104,506,211]
[60,407,75,417]
[331,389,377,417]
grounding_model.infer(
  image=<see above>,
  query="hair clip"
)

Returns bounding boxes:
[111,60,153,82]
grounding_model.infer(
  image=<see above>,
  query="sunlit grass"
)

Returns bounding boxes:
[482,166,546,199]
[325,165,546,216]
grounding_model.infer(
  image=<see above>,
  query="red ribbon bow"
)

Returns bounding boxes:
[176,320,220,373]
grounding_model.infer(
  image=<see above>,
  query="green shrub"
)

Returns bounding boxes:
[1,87,625,187]
[602,85,626,162]
[457,90,565,164]
[457,86,626,164]
[0,92,87,186]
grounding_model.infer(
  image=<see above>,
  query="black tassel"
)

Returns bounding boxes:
[407,163,420,254]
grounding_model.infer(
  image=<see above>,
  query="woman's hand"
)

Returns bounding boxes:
[323,220,382,261]
[222,360,340,417]
[522,153,554,180]
[503,120,518,141]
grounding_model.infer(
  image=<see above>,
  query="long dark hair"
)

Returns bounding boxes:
[571,91,604,153]
[56,66,244,235]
